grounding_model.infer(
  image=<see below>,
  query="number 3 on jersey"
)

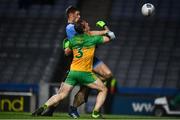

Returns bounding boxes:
[75,47,83,58]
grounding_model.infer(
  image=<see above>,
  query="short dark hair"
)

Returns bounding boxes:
[74,19,86,34]
[65,6,79,17]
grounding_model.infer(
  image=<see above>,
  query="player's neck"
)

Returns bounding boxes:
[68,18,74,24]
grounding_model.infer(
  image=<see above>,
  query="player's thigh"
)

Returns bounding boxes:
[93,62,112,79]
[78,72,104,91]
[57,71,70,94]
[64,71,78,86]
[58,82,73,97]
[86,78,106,91]
[60,71,77,95]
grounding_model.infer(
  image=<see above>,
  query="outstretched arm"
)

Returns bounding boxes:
[89,30,108,36]
[89,21,110,35]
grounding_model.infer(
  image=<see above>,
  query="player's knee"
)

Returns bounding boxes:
[103,86,108,94]
[104,72,113,80]
[100,86,108,93]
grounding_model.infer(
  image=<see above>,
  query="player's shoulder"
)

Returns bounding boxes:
[66,23,74,30]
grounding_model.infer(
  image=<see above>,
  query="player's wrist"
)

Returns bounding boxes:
[103,30,109,34]
[106,31,116,40]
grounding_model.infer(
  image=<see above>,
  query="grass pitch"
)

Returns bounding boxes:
[0,112,180,120]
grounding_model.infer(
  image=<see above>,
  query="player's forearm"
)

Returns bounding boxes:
[89,30,108,35]
[103,36,111,43]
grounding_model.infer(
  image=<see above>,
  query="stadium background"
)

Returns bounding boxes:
[0,0,180,116]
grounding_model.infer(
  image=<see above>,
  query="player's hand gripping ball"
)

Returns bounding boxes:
[141,3,155,16]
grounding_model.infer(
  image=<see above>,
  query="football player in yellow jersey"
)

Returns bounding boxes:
[33,6,116,118]
[32,19,115,118]
[64,6,116,118]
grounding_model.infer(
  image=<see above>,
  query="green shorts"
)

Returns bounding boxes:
[65,71,97,86]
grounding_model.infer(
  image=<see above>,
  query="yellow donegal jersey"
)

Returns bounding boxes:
[69,34,103,72]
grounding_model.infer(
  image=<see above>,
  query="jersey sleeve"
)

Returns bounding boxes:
[66,24,77,39]
[62,38,70,49]
[91,35,104,45]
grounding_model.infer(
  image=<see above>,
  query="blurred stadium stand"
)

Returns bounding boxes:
[0,0,78,84]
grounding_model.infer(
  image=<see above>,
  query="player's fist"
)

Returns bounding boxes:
[107,31,116,40]
[96,21,106,28]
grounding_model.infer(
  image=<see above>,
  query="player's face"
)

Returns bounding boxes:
[73,11,80,22]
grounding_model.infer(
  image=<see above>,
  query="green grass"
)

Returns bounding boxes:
[0,112,179,120]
